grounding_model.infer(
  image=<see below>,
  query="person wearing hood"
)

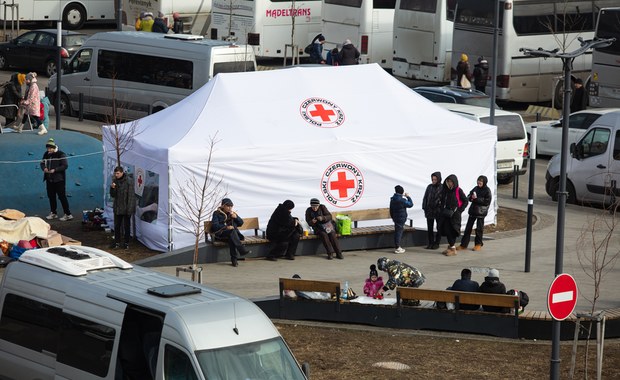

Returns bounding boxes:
[152,11,169,33]
[136,11,154,32]
[0,73,23,128]
[339,39,360,65]
[305,198,342,260]
[438,174,468,256]
[478,269,509,313]
[19,72,44,134]
[456,53,472,89]
[266,200,300,261]
[211,198,251,267]
[458,175,492,251]
[376,257,425,300]
[109,166,136,250]
[422,171,443,250]
[389,185,413,254]
[40,138,72,221]
[473,56,489,93]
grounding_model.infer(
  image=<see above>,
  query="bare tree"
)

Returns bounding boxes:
[175,133,227,279]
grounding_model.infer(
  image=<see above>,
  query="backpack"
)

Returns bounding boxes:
[304,43,314,55]
[507,289,529,311]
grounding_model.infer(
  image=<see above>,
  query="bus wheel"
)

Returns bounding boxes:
[63,3,86,30]
[553,77,577,110]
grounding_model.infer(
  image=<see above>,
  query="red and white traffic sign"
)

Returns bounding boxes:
[547,273,578,321]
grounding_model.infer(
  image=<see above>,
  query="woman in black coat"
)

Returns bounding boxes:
[422,171,443,249]
[0,73,23,127]
[266,200,300,261]
[438,174,468,256]
[458,175,492,251]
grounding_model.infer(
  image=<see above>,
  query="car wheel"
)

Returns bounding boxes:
[566,181,577,204]
[0,53,7,70]
[45,60,57,77]
[54,93,73,117]
[63,3,86,30]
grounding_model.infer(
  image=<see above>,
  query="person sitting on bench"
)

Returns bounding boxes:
[478,268,509,313]
[211,198,251,267]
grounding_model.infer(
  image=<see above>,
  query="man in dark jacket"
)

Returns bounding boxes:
[478,269,510,313]
[422,171,443,250]
[458,175,492,251]
[473,56,489,93]
[109,166,136,249]
[339,39,360,65]
[211,198,251,267]
[151,11,169,33]
[40,138,72,221]
[305,198,342,260]
[439,174,468,256]
[450,268,480,310]
[266,200,300,261]
[171,11,184,34]
[390,185,413,254]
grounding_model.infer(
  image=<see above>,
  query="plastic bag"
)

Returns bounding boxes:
[336,214,351,235]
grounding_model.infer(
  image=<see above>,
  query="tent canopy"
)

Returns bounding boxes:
[103,64,497,252]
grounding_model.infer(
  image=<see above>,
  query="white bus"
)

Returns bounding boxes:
[589,7,620,108]
[452,0,617,104]
[1,0,115,29]
[209,0,322,59]
[392,0,456,82]
[121,0,211,35]
[321,0,396,69]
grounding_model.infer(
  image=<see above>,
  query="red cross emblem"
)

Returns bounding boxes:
[300,97,345,128]
[330,171,355,198]
[321,161,364,207]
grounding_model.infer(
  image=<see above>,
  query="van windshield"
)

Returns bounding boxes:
[481,115,526,141]
[196,337,306,379]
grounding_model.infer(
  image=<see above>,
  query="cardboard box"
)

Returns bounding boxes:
[39,231,63,248]
[61,235,82,246]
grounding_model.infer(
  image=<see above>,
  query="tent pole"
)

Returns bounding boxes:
[168,164,174,251]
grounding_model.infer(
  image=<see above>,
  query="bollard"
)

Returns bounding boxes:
[512,165,520,199]
[78,92,84,121]
[536,112,541,122]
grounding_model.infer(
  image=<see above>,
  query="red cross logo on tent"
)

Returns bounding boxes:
[134,167,145,197]
[300,97,345,128]
[321,161,364,207]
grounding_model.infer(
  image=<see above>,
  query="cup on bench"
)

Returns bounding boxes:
[303,229,309,237]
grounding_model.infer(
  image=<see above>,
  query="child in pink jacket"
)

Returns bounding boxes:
[363,265,384,299]
[19,72,44,134]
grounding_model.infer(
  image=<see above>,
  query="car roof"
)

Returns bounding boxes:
[413,86,489,98]
[571,108,620,116]
[27,29,87,36]
[438,103,518,117]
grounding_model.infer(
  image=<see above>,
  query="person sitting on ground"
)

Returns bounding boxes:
[478,268,510,313]
[211,198,251,267]
[376,257,425,301]
[305,198,342,260]
[458,175,492,251]
[363,264,384,299]
[450,268,480,310]
[266,200,301,261]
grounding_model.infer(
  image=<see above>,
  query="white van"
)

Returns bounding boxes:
[439,104,529,184]
[545,111,620,205]
[48,31,257,121]
[0,246,308,380]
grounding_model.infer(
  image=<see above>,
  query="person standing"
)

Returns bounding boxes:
[0,73,23,128]
[473,56,489,93]
[171,11,184,34]
[571,78,586,113]
[40,138,72,221]
[458,175,492,251]
[211,198,251,267]
[136,11,154,32]
[19,72,44,134]
[266,200,300,261]
[339,39,360,65]
[309,34,326,64]
[109,166,136,250]
[438,174,468,256]
[421,171,443,250]
[456,54,472,89]
[389,185,413,254]
[152,11,169,33]
[305,198,342,260]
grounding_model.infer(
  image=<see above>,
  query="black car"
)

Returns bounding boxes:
[413,86,498,108]
[0,29,87,77]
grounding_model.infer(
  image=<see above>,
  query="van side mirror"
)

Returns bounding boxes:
[570,143,575,155]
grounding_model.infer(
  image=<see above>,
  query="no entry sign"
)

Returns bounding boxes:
[547,273,578,321]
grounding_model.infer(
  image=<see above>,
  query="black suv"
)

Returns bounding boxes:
[413,86,497,108]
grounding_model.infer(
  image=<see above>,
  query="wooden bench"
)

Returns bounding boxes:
[397,287,519,316]
[279,278,342,313]
[204,217,267,246]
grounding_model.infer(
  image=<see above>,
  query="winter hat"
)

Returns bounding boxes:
[221,198,233,206]
[39,90,46,99]
[26,72,37,82]
[369,264,378,278]
[394,185,404,195]
[45,138,57,148]
[157,11,164,18]
[310,198,321,206]
[344,39,352,45]
[17,73,26,86]
[488,268,499,278]
[461,53,468,62]
[283,200,295,210]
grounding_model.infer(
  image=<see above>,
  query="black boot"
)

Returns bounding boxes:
[327,252,333,260]
[231,257,238,267]
[336,252,344,260]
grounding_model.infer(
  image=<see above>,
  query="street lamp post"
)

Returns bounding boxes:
[519,36,615,380]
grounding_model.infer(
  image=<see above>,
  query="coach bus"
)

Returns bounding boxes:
[1,0,115,29]
[209,0,322,59]
[452,0,617,105]
[392,0,456,82]
[321,0,396,69]
[589,7,620,108]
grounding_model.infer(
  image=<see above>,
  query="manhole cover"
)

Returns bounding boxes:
[372,361,410,370]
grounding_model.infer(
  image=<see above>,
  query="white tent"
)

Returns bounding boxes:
[102,64,497,252]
